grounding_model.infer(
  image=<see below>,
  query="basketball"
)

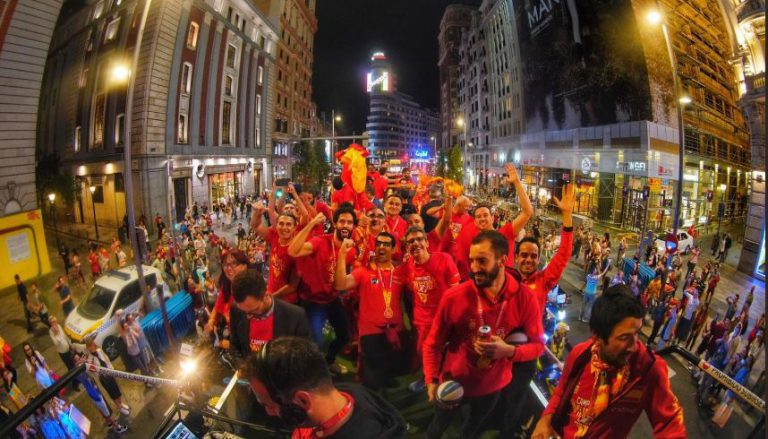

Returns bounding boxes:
[436,380,464,405]
[505,331,529,345]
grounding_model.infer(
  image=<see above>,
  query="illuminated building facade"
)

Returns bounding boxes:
[438,5,473,154]
[38,0,278,227]
[255,0,317,180]
[365,52,439,172]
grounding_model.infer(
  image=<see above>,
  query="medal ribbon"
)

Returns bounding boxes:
[377,265,395,319]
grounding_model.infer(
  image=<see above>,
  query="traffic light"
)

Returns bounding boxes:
[642,186,650,200]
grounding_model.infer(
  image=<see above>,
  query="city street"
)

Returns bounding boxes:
[0,210,763,437]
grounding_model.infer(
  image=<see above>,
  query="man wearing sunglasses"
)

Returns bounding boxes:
[503,183,575,437]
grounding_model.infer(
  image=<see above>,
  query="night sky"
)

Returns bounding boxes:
[312,0,482,136]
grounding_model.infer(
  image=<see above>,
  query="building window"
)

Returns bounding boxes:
[92,1,104,20]
[104,17,121,42]
[178,113,188,144]
[256,94,261,114]
[257,66,263,85]
[74,126,81,152]
[181,62,193,94]
[79,68,88,88]
[255,127,260,147]
[115,113,124,146]
[226,44,237,68]
[187,22,199,49]
[222,101,232,145]
[224,75,234,96]
[93,93,105,148]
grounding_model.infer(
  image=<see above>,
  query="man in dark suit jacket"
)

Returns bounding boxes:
[229,269,311,431]
[230,269,310,359]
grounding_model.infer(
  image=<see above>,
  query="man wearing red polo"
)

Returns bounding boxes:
[424,230,544,439]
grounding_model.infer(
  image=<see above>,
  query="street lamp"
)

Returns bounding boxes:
[112,0,174,346]
[647,6,687,236]
[456,116,467,185]
[48,193,59,247]
[331,110,342,162]
[88,185,99,239]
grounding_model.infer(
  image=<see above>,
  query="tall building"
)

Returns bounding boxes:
[0,0,63,215]
[254,0,317,179]
[438,5,473,153]
[719,0,765,277]
[365,52,439,173]
[446,0,753,244]
[38,0,278,227]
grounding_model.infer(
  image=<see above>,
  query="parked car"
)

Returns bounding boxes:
[655,229,694,255]
[64,265,171,359]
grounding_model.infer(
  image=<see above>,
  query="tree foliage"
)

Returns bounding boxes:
[436,148,447,178]
[446,145,464,184]
[291,140,330,193]
[35,153,77,207]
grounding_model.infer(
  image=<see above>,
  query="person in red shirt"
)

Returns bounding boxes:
[368,163,389,201]
[398,226,460,391]
[353,207,386,268]
[88,248,101,280]
[533,285,686,439]
[250,207,301,304]
[453,164,533,280]
[335,232,408,390]
[503,183,575,436]
[423,230,544,439]
[288,207,358,373]
[383,194,408,242]
[405,195,454,253]
[205,250,249,334]
[331,177,355,212]
[301,190,333,237]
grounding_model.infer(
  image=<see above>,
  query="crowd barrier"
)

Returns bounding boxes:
[141,291,195,356]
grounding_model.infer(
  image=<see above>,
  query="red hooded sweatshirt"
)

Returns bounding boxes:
[522,227,573,310]
[544,340,686,438]
[423,272,544,398]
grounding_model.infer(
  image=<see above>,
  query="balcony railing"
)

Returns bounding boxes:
[745,72,765,95]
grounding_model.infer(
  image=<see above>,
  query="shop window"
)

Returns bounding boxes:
[187,22,199,49]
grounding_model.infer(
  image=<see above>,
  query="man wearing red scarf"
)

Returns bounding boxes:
[533,285,686,439]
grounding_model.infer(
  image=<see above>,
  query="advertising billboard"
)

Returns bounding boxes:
[514,0,676,132]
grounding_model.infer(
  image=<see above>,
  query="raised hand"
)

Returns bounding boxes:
[504,163,520,185]
[311,212,326,226]
[340,238,356,253]
[552,183,575,215]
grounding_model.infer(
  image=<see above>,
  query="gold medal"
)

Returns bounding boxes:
[477,355,492,368]
[383,288,394,319]
[383,307,394,319]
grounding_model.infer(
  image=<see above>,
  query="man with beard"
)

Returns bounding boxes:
[398,226,460,391]
[335,232,409,390]
[532,285,685,439]
[453,163,533,280]
[250,207,301,304]
[423,230,544,438]
[242,337,406,438]
[289,207,358,373]
[502,183,575,436]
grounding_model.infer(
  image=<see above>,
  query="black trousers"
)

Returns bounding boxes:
[501,360,538,435]
[427,381,510,439]
[360,332,409,390]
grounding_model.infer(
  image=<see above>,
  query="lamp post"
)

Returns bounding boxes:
[456,116,467,185]
[48,193,59,248]
[88,185,100,239]
[647,7,688,235]
[331,110,342,162]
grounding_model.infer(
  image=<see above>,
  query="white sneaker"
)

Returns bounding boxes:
[120,404,130,415]
[328,363,348,375]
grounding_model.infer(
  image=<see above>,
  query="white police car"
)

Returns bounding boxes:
[64,265,171,359]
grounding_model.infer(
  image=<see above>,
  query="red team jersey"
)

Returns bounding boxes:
[266,228,297,303]
[297,234,357,304]
[248,312,274,352]
[352,265,404,336]
[398,252,460,327]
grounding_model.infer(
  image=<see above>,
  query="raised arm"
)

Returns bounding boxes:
[334,239,358,291]
[433,195,454,239]
[287,183,310,221]
[505,163,534,235]
[287,213,325,258]
[541,184,576,290]
[249,202,270,240]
